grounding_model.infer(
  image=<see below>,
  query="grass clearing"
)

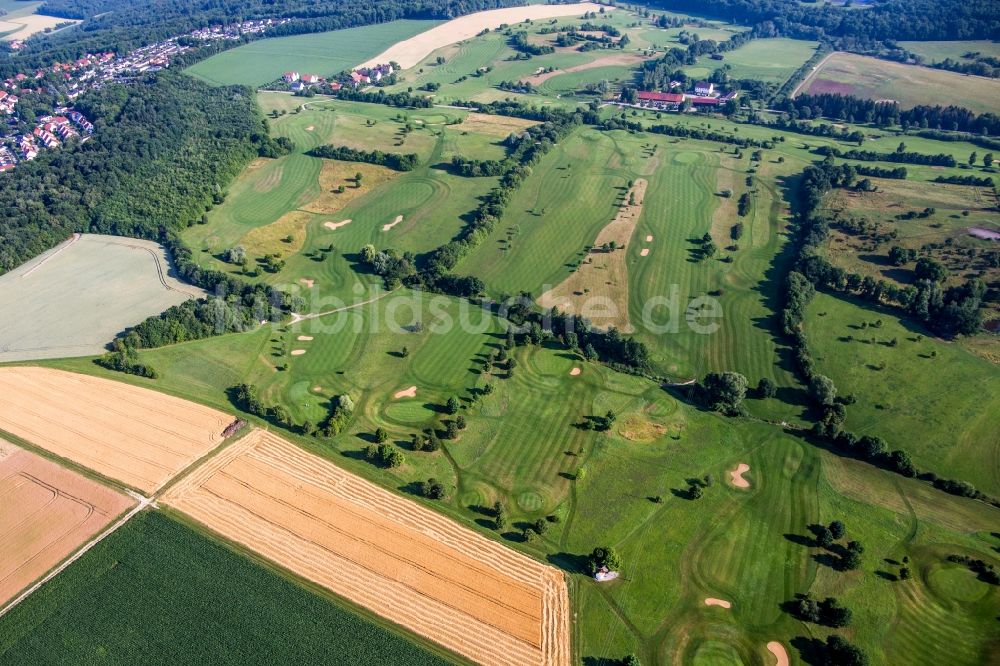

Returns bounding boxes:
[897,40,1000,64]
[0,511,455,665]
[185,20,442,87]
[689,38,819,83]
[799,52,1000,115]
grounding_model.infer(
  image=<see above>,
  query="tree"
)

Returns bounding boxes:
[984,153,994,168]
[898,566,911,580]
[445,396,460,414]
[819,597,853,627]
[622,655,641,666]
[587,546,623,575]
[829,520,846,540]
[701,372,749,414]
[444,420,459,440]
[419,477,446,499]
[360,244,377,264]
[493,501,508,531]
[842,541,864,570]
[688,484,704,500]
[969,151,978,166]
[915,256,948,282]
[355,171,364,187]
[456,414,467,430]
[374,427,389,443]
[400,346,409,358]
[757,377,777,398]
[809,374,837,406]
[823,635,868,666]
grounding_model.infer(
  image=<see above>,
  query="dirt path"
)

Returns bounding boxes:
[289,288,396,324]
[791,51,835,98]
[537,179,647,332]
[526,53,647,85]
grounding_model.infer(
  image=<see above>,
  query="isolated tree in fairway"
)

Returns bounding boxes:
[374,427,389,443]
[587,546,623,575]
[809,374,837,406]
[915,256,948,282]
[757,377,777,398]
[445,396,460,414]
[842,541,864,570]
[985,153,994,168]
[969,151,977,166]
[355,171,364,187]
[829,520,846,540]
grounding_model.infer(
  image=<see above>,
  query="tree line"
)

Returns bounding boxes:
[309,145,419,171]
[816,145,956,167]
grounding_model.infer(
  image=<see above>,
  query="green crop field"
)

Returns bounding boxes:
[0,511,455,665]
[0,234,202,362]
[185,20,441,87]
[799,52,1000,115]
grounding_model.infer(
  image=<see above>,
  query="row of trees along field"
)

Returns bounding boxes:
[1,0,523,77]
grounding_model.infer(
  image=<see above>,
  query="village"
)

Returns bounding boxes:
[628,80,740,110]
[0,18,289,172]
[278,62,397,93]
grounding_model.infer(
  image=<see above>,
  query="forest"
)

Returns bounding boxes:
[0,73,267,274]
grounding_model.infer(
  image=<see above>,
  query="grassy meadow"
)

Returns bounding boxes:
[686,38,819,82]
[0,511,457,665]
[897,40,1000,64]
[799,52,1000,115]
[185,20,441,86]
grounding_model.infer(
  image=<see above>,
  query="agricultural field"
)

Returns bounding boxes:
[0,511,456,665]
[798,51,1000,115]
[163,429,570,666]
[0,442,133,608]
[0,366,234,493]
[185,20,442,87]
[803,292,1000,497]
[0,234,202,363]
[0,2,77,41]
[685,38,819,83]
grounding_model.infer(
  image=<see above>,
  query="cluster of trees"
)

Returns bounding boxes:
[230,383,296,429]
[358,244,416,289]
[496,79,536,94]
[508,30,553,56]
[647,122,772,149]
[934,174,995,186]
[928,54,1000,79]
[586,546,623,575]
[0,74,268,275]
[308,145,419,171]
[96,338,158,379]
[790,594,853,628]
[853,165,907,179]
[319,394,355,438]
[817,145,956,167]
[637,28,754,91]
[781,94,1000,135]
[698,371,748,415]
[364,442,404,468]
[764,117,865,144]
[947,554,1000,585]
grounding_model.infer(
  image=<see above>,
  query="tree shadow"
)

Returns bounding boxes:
[547,551,590,575]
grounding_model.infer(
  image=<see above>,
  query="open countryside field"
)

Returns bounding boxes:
[687,38,818,83]
[804,292,1000,497]
[0,234,202,363]
[0,2,77,41]
[185,20,441,87]
[798,51,1000,115]
[0,367,234,493]
[0,511,455,665]
[164,429,570,666]
[0,442,133,608]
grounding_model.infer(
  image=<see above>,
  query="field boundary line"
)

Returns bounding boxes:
[19,233,80,278]
[0,491,151,619]
[791,50,836,98]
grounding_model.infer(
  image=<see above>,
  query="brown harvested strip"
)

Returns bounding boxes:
[200,465,542,641]
[163,429,570,665]
[0,367,230,492]
[0,447,133,606]
[176,492,543,666]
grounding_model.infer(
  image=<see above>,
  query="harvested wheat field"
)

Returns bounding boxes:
[0,367,234,493]
[537,179,647,332]
[357,3,603,69]
[455,112,537,137]
[163,429,570,666]
[0,442,133,607]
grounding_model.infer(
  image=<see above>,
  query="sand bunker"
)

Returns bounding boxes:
[537,179,647,332]
[640,248,650,257]
[324,219,352,231]
[291,349,307,356]
[297,335,313,341]
[569,367,581,376]
[0,367,232,493]
[299,278,315,288]
[313,385,323,392]
[767,642,789,666]
[0,445,134,607]
[357,2,603,69]
[729,463,751,489]
[646,235,653,242]
[394,385,418,399]
[305,125,315,131]
[704,598,732,609]
[163,429,571,666]
[383,215,404,231]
